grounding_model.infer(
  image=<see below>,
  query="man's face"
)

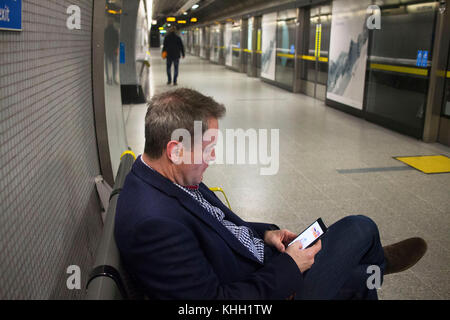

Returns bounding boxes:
[176,118,219,186]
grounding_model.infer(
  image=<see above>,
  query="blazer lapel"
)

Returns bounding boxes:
[199,185,250,228]
[133,157,263,265]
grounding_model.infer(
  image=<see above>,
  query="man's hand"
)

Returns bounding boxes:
[264,229,298,253]
[285,240,322,273]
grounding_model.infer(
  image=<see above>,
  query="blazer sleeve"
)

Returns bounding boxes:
[247,222,280,239]
[127,217,303,300]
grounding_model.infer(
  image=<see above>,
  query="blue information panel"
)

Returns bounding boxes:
[421,51,428,67]
[416,50,423,67]
[0,0,22,31]
[416,50,428,68]
[290,44,295,54]
[119,42,125,64]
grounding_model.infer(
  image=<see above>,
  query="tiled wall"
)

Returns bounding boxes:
[0,0,102,299]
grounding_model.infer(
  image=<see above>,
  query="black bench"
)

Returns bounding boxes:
[85,152,144,300]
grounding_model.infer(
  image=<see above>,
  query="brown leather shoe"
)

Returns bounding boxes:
[383,237,427,275]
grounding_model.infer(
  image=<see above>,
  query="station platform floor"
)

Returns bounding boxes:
[123,49,450,300]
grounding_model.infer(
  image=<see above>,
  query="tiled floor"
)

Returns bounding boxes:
[124,49,450,300]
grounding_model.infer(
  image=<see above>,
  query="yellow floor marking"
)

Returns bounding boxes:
[395,155,450,174]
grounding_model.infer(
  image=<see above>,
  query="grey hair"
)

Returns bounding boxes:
[144,88,226,159]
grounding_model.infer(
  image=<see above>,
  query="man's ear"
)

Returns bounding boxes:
[166,141,184,165]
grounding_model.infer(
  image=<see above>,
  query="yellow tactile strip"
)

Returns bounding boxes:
[394,155,450,174]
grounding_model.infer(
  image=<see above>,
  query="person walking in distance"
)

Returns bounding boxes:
[163,26,185,85]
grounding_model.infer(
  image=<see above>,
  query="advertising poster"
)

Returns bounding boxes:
[200,28,205,58]
[248,17,253,52]
[189,31,193,54]
[224,23,232,67]
[261,12,277,80]
[210,26,215,61]
[326,0,370,110]
[210,25,220,62]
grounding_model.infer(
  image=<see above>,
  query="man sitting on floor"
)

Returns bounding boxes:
[115,88,427,300]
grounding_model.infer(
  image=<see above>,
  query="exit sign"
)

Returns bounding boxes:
[0,0,22,31]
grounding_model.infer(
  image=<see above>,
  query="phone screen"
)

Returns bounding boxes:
[288,221,325,249]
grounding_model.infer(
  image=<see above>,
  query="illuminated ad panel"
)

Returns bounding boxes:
[327,0,371,110]
[261,12,277,81]
[224,22,233,67]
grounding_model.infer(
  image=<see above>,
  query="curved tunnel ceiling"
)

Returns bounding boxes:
[152,0,300,26]
[152,0,188,19]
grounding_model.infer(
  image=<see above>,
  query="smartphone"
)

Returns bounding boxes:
[288,218,328,250]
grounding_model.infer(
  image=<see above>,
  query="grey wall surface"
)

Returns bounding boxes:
[0,0,103,299]
[101,0,128,180]
[119,0,149,85]
[119,0,150,104]
[120,0,140,85]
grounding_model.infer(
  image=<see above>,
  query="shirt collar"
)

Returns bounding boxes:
[140,155,199,190]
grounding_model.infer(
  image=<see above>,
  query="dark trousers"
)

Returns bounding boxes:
[266,215,386,300]
[105,54,118,84]
[166,58,179,83]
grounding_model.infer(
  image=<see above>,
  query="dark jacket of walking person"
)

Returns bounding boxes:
[163,27,185,85]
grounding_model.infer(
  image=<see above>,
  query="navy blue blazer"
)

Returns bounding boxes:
[115,156,303,299]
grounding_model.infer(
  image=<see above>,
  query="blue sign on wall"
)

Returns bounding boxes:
[290,44,295,54]
[119,42,125,64]
[416,50,423,67]
[0,0,22,31]
[421,51,428,67]
[416,50,429,68]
